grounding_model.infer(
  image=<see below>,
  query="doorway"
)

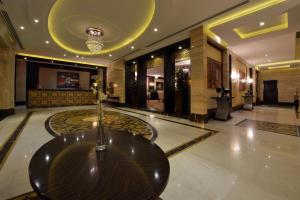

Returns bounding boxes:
[263,80,278,105]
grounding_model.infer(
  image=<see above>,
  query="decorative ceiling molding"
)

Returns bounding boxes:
[233,13,288,39]
[205,0,287,46]
[48,0,155,55]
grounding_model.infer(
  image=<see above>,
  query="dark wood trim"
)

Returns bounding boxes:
[0,108,15,121]
[164,49,175,114]
[0,112,32,170]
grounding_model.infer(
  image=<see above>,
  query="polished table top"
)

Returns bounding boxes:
[29,128,170,200]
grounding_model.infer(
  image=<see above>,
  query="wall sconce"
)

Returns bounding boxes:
[134,71,137,81]
[247,78,253,84]
[231,71,240,82]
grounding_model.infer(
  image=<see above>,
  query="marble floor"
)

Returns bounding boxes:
[0,105,300,199]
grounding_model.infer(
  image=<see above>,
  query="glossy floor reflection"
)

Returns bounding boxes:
[0,106,300,200]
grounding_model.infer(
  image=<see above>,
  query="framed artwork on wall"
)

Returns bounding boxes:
[239,70,246,91]
[156,82,164,90]
[57,72,79,89]
[207,57,222,89]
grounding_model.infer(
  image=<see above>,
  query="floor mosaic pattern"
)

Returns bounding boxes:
[236,119,300,137]
[45,109,157,140]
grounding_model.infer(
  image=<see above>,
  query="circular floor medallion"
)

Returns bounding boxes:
[45,109,157,141]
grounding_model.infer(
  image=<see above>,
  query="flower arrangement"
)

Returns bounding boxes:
[91,75,107,151]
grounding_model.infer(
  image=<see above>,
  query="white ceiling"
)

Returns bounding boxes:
[212,0,300,65]
[1,0,245,65]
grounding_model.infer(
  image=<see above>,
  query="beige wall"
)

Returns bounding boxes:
[39,67,90,90]
[15,60,27,102]
[230,51,256,107]
[207,43,222,109]
[190,26,208,116]
[258,68,300,103]
[0,15,16,110]
[107,60,125,103]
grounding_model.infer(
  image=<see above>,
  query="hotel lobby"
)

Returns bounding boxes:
[1,0,300,199]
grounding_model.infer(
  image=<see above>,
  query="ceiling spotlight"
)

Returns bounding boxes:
[178,46,182,50]
[154,28,158,32]
[45,40,50,44]
[76,55,79,58]
[34,19,39,23]
[131,46,135,50]
[24,57,27,60]
[133,61,136,64]
[109,54,112,57]
[151,55,154,59]
[20,26,25,30]
[259,22,265,26]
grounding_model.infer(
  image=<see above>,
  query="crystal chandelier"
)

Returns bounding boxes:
[85,27,104,53]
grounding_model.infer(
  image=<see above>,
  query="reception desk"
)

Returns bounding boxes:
[28,89,96,107]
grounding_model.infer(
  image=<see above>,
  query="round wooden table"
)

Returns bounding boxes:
[29,128,169,200]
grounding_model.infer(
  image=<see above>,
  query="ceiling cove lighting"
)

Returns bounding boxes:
[256,60,300,70]
[205,0,286,46]
[233,13,288,39]
[17,53,102,67]
[268,65,290,70]
[48,0,155,55]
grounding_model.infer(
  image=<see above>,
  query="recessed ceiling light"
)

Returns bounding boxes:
[63,54,67,57]
[178,46,182,50]
[45,40,50,44]
[34,19,39,23]
[20,26,25,30]
[109,54,112,57]
[76,55,79,58]
[24,57,27,60]
[259,22,265,26]
[133,61,136,64]
[151,55,154,59]
[96,67,98,69]
[153,28,158,32]
[51,60,54,63]
[265,54,268,57]
[131,46,135,50]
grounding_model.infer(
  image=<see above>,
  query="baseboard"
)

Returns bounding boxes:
[232,105,243,112]
[0,108,15,121]
[260,102,294,107]
[15,101,26,106]
[189,113,209,124]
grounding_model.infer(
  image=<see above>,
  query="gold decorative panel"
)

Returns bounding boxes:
[28,90,96,107]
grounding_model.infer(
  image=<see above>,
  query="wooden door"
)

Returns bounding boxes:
[263,80,278,105]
